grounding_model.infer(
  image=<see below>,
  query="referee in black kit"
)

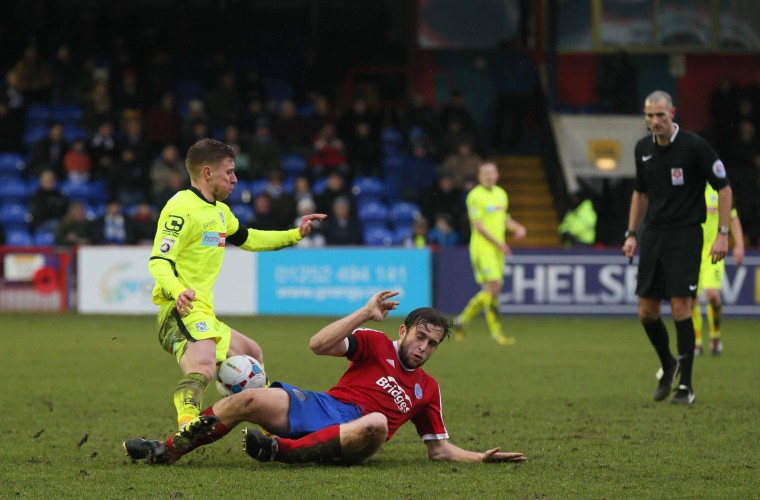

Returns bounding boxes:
[622,90,732,405]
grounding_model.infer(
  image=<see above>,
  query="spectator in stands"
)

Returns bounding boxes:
[0,98,23,153]
[150,144,188,205]
[438,90,476,141]
[401,216,429,248]
[206,71,242,128]
[338,96,382,143]
[251,193,281,230]
[324,196,361,246]
[93,201,134,245]
[89,121,119,166]
[293,198,326,248]
[439,141,481,191]
[63,139,93,182]
[315,172,351,215]
[427,214,460,248]
[51,44,85,105]
[346,120,383,178]
[293,175,314,207]
[302,94,333,141]
[114,147,150,205]
[113,68,146,122]
[120,117,151,165]
[262,170,296,229]
[28,122,68,179]
[420,175,466,237]
[145,92,182,150]
[242,97,271,132]
[182,120,211,155]
[181,99,209,141]
[272,99,308,155]
[438,118,478,161]
[224,125,253,180]
[29,170,68,234]
[558,193,597,248]
[401,92,438,146]
[309,122,349,178]
[144,48,177,104]
[130,202,157,244]
[10,45,52,103]
[55,201,94,246]
[83,81,114,132]
[248,123,283,180]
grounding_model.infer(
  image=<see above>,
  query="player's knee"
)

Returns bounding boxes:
[361,413,388,443]
[229,389,261,419]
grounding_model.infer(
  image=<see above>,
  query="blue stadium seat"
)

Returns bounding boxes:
[351,177,384,198]
[33,228,56,246]
[281,155,308,177]
[357,201,389,224]
[53,104,84,124]
[0,177,28,202]
[24,126,48,148]
[382,154,405,173]
[230,204,254,224]
[88,179,108,204]
[250,180,267,197]
[363,226,394,246]
[1,203,31,231]
[85,203,106,219]
[6,229,33,247]
[389,201,421,226]
[226,180,252,204]
[311,177,329,195]
[392,224,414,245]
[25,178,41,197]
[60,180,91,202]
[63,125,88,143]
[25,104,51,126]
[0,153,25,176]
[381,127,404,155]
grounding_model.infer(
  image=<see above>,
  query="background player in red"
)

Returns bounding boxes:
[123,290,526,465]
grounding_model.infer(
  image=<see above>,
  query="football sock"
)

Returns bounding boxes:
[708,303,722,338]
[274,424,342,463]
[643,317,676,369]
[484,293,502,337]
[165,406,231,455]
[674,318,695,388]
[691,304,703,346]
[173,372,209,429]
[459,291,489,325]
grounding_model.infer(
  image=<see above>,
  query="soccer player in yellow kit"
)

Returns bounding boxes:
[454,162,526,345]
[148,138,325,435]
[691,184,744,356]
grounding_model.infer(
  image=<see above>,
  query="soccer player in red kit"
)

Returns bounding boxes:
[123,290,526,465]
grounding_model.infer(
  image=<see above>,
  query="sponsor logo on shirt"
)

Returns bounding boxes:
[201,232,226,247]
[164,215,185,233]
[671,168,684,186]
[485,205,504,213]
[376,376,412,414]
[202,219,216,229]
[159,237,175,254]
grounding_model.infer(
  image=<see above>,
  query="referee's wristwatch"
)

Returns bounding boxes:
[624,230,637,239]
[718,226,730,235]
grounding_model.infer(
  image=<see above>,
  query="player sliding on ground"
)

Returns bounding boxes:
[123,290,526,465]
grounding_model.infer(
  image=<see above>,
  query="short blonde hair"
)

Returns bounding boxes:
[185,138,235,179]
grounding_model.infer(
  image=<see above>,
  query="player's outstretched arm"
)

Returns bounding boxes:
[298,213,328,237]
[309,290,400,357]
[425,438,526,463]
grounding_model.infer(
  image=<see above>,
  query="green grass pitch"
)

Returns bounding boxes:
[1,313,758,498]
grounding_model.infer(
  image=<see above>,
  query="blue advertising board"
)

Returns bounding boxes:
[436,248,760,316]
[257,248,432,316]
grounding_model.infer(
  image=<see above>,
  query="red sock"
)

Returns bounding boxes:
[275,425,341,463]
[165,406,231,454]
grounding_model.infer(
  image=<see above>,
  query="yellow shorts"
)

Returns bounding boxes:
[157,302,231,364]
[471,248,505,285]
[698,254,724,291]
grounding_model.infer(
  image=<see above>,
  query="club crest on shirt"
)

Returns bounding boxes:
[159,237,175,254]
[712,160,726,179]
[195,321,208,332]
[414,383,423,400]
[671,168,684,186]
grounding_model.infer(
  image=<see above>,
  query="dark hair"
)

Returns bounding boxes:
[404,307,452,341]
[185,138,235,178]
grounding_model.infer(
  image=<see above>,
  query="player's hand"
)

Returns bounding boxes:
[733,245,745,266]
[500,243,512,256]
[366,290,400,322]
[710,235,729,264]
[513,224,527,240]
[298,213,328,237]
[480,447,527,463]
[176,289,196,316]
[622,236,637,262]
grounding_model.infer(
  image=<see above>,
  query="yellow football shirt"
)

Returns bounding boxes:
[466,184,509,254]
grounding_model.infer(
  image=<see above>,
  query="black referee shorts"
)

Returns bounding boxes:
[636,225,702,300]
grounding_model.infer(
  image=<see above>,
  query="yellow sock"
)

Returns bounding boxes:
[691,304,703,346]
[458,291,489,325]
[484,293,502,337]
[173,372,209,429]
[707,303,722,339]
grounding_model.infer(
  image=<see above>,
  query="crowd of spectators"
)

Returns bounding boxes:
[0,39,485,248]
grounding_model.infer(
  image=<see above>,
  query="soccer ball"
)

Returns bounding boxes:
[215,355,267,397]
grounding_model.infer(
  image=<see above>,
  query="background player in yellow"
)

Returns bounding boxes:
[691,185,744,356]
[454,162,526,345]
[148,138,326,434]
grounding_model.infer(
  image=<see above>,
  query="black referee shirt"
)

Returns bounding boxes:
[634,124,729,230]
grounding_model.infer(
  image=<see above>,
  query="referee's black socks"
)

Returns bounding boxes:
[674,318,695,389]
[643,317,677,370]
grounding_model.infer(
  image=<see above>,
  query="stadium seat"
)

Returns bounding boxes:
[363,226,394,246]
[0,153,25,176]
[382,154,405,173]
[226,180,252,204]
[25,103,51,126]
[1,203,31,231]
[392,224,414,245]
[389,201,421,226]
[85,203,106,219]
[381,127,404,155]
[53,104,84,124]
[0,177,28,202]
[250,179,267,198]
[6,229,33,247]
[281,155,308,177]
[311,177,329,195]
[351,177,384,198]
[60,180,91,202]
[230,204,254,224]
[357,201,389,224]
[63,125,88,143]
[23,126,48,148]
[33,228,56,246]
[87,179,108,204]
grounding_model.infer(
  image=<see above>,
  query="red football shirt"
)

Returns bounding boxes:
[327,328,449,441]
